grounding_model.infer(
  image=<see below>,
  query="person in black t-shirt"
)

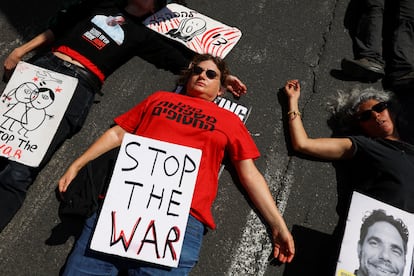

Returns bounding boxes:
[284,79,414,213]
[283,79,414,273]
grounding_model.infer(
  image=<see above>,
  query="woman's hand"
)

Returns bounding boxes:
[284,79,300,101]
[3,48,24,81]
[271,224,295,263]
[225,74,247,98]
[58,164,81,195]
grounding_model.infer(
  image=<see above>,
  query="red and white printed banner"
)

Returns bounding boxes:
[143,4,242,58]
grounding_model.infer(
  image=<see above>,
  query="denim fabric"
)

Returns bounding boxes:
[0,52,96,232]
[63,213,205,276]
[0,160,36,231]
[353,0,414,77]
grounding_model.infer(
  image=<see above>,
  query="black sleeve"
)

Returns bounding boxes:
[47,0,114,39]
[137,31,196,75]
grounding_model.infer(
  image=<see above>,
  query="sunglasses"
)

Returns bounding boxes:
[191,65,218,80]
[356,102,389,122]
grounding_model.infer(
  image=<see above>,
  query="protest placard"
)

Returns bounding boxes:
[336,192,414,276]
[143,3,242,58]
[0,61,77,167]
[90,133,202,268]
[214,96,251,123]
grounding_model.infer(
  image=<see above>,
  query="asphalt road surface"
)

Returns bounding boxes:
[0,0,390,275]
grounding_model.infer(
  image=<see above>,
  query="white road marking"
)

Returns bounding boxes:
[227,152,293,275]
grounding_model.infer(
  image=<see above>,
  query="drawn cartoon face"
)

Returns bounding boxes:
[15,82,38,103]
[179,18,206,36]
[31,88,54,110]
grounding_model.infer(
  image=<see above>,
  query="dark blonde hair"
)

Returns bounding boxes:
[177,54,230,89]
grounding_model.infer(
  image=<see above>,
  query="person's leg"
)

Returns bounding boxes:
[62,213,119,276]
[353,0,385,62]
[0,161,38,232]
[386,0,414,89]
[341,0,386,81]
[128,215,205,276]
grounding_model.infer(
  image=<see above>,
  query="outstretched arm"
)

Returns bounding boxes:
[284,79,354,160]
[234,159,295,263]
[3,30,55,81]
[225,74,247,98]
[58,125,126,193]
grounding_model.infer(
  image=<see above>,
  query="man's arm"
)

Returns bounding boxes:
[234,159,295,263]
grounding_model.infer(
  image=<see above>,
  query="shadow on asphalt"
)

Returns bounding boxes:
[0,0,62,37]
[282,225,339,276]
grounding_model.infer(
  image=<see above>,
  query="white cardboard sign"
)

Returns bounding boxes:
[90,133,202,268]
[0,61,77,167]
[143,3,242,58]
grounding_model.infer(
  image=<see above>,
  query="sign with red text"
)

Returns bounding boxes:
[90,134,202,268]
[0,61,77,167]
[143,3,242,58]
[335,192,414,276]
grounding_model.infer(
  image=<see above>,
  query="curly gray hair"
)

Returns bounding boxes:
[327,87,397,135]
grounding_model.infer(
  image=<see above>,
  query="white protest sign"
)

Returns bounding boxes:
[0,61,77,167]
[214,96,251,123]
[143,3,242,58]
[90,133,202,268]
[335,192,414,276]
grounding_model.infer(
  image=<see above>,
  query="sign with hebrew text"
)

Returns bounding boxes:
[90,134,202,268]
[143,4,242,58]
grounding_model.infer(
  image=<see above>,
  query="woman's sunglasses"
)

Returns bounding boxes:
[356,101,389,122]
[191,65,218,80]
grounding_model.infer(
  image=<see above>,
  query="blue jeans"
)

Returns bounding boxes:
[0,52,97,232]
[63,213,205,276]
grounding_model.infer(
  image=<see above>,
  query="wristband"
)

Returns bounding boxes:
[287,110,302,117]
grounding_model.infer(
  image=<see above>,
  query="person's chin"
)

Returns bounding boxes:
[366,263,400,276]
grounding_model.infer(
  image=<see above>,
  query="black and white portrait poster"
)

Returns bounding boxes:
[0,61,77,167]
[336,191,414,276]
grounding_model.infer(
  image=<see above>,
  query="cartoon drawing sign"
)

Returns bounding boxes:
[143,3,242,58]
[90,134,202,268]
[0,61,77,167]
[335,192,414,276]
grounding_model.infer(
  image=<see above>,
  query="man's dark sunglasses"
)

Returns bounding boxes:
[357,101,389,122]
[191,65,218,80]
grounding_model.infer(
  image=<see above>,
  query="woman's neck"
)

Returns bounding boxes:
[384,130,400,141]
[124,4,150,18]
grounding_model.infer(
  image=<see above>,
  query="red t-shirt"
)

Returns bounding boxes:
[114,91,260,229]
